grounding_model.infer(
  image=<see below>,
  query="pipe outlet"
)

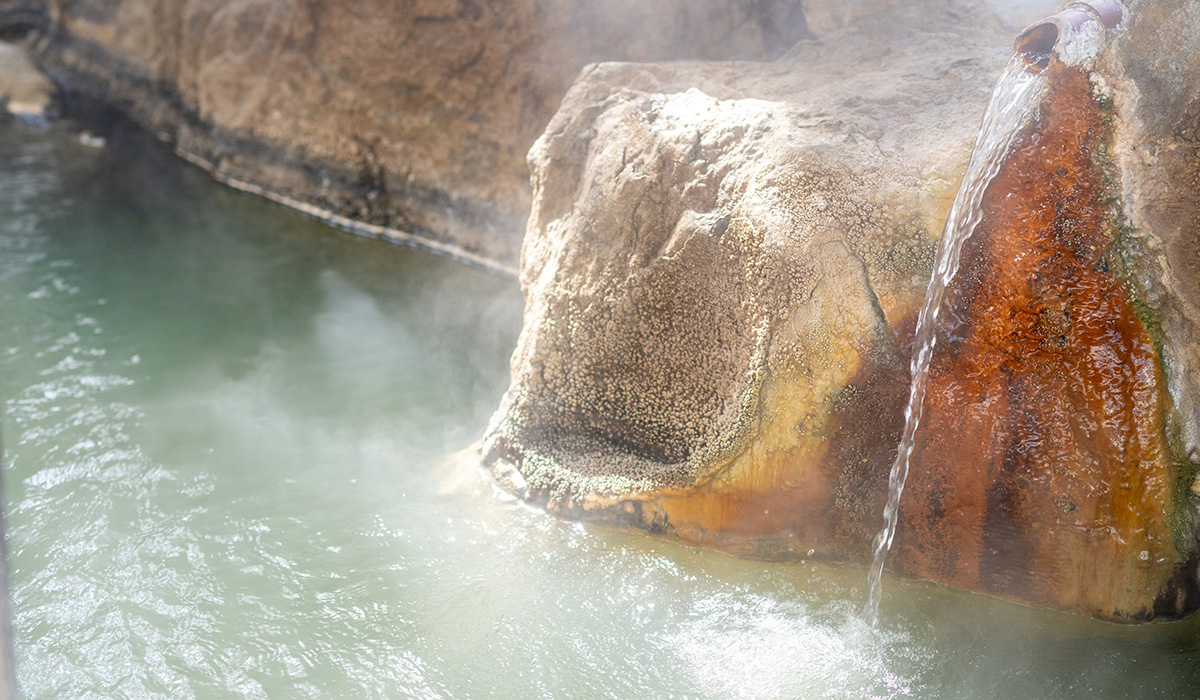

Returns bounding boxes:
[1014,0,1125,71]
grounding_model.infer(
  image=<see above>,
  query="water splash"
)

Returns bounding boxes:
[863,56,1048,625]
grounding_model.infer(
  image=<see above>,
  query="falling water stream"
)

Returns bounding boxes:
[863,56,1048,625]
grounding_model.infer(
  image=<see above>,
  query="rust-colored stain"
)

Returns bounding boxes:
[514,59,1195,621]
[891,62,1187,621]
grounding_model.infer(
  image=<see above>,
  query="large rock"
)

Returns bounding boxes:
[483,0,1200,621]
[27,0,836,270]
[483,1,1017,560]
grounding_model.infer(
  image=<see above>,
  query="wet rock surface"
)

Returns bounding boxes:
[892,62,1192,622]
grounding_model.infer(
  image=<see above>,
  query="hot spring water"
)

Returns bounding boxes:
[3,120,1200,699]
[864,55,1048,626]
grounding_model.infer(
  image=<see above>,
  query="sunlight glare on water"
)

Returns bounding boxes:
[2,120,1200,700]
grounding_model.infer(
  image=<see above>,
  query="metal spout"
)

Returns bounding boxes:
[1014,0,1125,71]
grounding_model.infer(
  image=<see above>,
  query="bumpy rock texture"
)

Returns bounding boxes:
[18,0,836,270]
[484,0,1019,560]
[484,0,1200,620]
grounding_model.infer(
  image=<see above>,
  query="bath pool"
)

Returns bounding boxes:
[2,119,1198,699]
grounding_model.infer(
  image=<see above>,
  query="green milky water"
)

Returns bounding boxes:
[2,119,1199,700]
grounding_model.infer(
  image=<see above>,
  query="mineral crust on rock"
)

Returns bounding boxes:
[484,0,1200,621]
[892,60,1196,622]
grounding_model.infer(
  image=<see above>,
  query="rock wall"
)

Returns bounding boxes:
[22,0,840,270]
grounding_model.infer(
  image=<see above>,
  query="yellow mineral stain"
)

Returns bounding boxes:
[618,255,903,559]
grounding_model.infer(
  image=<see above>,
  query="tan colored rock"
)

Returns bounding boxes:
[0,40,54,121]
[483,1,1016,560]
[33,0,839,270]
